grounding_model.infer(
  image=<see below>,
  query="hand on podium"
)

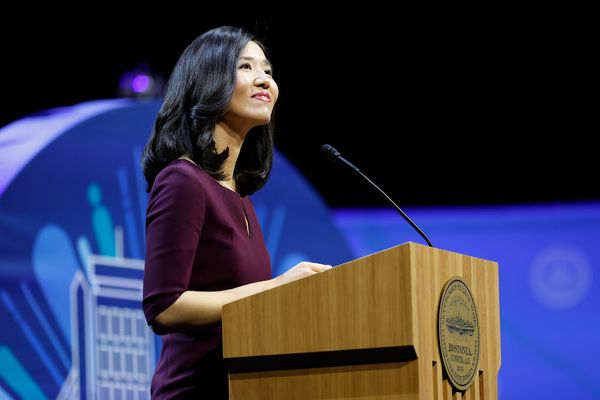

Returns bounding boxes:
[273,262,332,286]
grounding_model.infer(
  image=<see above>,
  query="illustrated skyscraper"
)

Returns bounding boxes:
[67,251,154,400]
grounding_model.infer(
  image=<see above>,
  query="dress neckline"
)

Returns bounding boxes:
[175,158,245,199]
[173,158,250,237]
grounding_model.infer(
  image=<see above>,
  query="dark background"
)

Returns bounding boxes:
[2,13,595,207]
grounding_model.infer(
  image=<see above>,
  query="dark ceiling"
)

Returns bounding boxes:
[2,13,595,207]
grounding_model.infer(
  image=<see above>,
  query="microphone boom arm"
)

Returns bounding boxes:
[322,144,433,247]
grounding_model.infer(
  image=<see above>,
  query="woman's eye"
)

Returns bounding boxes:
[239,63,252,70]
[265,69,273,76]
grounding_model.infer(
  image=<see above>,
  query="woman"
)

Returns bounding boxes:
[141,26,331,399]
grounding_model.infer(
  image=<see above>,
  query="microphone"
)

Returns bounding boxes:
[321,144,433,247]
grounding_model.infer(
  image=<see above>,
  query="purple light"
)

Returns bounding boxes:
[131,74,151,93]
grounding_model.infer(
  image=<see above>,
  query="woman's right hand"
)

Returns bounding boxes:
[273,262,332,286]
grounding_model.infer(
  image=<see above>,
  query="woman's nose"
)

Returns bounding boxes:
[254,74,271,89]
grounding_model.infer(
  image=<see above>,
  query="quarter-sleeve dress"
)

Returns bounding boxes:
[143,159,271,399]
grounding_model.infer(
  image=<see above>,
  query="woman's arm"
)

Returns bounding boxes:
[151,261,331,334]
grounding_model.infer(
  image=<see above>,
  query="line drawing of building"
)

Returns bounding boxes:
[58,228,155,400]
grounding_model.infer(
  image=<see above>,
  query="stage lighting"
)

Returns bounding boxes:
[118,64,164,99]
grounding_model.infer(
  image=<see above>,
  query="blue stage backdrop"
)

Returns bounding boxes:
[0,100,353,399]
[333,205,600,399]
[1,99,598,399]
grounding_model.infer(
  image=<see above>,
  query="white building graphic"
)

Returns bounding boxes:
[58,244,155,400]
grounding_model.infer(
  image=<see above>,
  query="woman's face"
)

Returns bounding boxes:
[223,41,279,133]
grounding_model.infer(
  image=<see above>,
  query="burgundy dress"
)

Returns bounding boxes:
[142,159,271,399]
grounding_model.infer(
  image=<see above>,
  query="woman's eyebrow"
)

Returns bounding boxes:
[239,56,273,69]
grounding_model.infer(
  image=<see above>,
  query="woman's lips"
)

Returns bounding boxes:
[251,92,271,102]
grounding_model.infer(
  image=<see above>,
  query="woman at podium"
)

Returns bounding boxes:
[141,26,331,399]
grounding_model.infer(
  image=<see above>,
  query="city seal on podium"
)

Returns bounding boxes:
[438,276,480,391]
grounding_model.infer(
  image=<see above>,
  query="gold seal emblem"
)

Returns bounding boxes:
[438,276,480,391]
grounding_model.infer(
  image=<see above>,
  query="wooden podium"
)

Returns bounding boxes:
[222,242,501,399]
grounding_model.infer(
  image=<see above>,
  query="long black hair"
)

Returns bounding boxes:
[141,26,274,196]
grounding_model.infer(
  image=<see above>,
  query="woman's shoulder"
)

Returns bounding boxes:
[157,159,210,181]
[152,159,213,195]
[146,160,211,218]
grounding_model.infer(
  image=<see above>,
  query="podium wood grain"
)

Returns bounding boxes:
[222,242,501,399]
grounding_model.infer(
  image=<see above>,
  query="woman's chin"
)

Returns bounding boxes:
[250,115,272,127]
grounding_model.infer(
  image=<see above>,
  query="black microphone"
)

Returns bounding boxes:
[321,144,433,247]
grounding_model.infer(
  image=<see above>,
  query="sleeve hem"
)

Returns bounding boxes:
[143,291,183,325]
